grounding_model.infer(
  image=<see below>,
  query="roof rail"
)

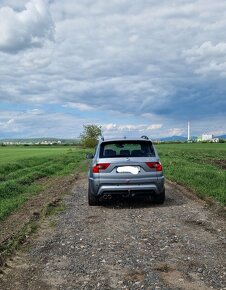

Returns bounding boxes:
[141,135,149,140]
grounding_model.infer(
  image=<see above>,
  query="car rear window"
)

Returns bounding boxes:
[99,141,155,158]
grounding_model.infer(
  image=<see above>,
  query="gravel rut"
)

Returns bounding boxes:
[0,175,225,290]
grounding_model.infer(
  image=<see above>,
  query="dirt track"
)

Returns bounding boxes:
[0,174,225,290]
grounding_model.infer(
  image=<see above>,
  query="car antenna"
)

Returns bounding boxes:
[141,135,149,140]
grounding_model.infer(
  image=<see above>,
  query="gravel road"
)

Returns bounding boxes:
[0,175,225,290]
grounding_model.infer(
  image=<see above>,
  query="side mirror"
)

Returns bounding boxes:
[86,153,94,159]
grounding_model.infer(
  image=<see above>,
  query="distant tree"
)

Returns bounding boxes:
[80,124,102,148]
[219,139,225,143]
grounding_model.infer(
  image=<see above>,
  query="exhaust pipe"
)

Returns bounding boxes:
[103,194,108,199]
[107,194,112,199]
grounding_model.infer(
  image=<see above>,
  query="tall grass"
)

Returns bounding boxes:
[0,147,87,220]
[156,143,226,205]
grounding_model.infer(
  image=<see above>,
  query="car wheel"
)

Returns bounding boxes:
[88,185,99,206]
[153,188,165,204]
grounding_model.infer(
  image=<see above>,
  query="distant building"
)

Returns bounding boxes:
[2,140,63,145]
[212,138,220,143]
[202,134,213,141]
[197,134,219,143]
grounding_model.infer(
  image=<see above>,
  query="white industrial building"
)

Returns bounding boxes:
[197,134,219,143]
[202,134,213,141]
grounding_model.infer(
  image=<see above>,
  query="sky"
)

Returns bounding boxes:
[0,0,226,139]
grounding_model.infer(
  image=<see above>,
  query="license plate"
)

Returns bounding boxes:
[116,166,140,175]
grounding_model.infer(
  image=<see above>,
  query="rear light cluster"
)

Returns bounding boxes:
[92,162,162,173]
[92,163,110,173]
[146,162,163,171]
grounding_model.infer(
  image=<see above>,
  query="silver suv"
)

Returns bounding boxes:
[87,136,165,205]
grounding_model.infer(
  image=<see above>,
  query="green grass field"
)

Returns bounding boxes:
[0,143,225,221]
[156,143,226,205]
[0,146,73,165]
[0,146,88,221]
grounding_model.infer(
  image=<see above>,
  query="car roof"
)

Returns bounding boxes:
[99,136,153,143]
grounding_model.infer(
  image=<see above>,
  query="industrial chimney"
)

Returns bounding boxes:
[187,121,190,141]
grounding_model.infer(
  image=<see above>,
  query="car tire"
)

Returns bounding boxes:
[152,188,165,204]
[88,186,99,206]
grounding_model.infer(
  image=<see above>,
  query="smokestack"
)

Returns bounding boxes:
[188,121,190,141]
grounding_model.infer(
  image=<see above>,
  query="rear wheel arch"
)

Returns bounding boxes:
[88,184,99,206]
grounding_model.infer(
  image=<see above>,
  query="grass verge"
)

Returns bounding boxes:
[0,147,88,221]
[156,143,226,206]
[0,197,67,268]
[0,220,38,267]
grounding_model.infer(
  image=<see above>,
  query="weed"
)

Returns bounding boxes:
[45,199,66,216]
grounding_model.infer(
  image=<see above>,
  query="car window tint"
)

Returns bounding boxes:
[99,141,155,158]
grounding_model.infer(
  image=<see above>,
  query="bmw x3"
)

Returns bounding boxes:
[87,136,165,205]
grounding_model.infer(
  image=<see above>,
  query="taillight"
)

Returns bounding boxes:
[92,163,110,173]
[146,162,162,171]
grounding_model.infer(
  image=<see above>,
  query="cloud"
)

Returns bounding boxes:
[183,41,226,77]
[43,0,226,121]
[0,0,55,53]
[0,118,16,131]
[101,123,186,139]
[0,108,88,138]
[167,128,185,137]
[102,123,162,133]
[1,0,226,138]
[63,102,94,112]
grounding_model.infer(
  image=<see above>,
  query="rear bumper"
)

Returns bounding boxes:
[88,176,164,196]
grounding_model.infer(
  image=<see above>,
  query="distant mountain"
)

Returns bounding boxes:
[217,134,226,139]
